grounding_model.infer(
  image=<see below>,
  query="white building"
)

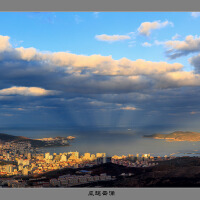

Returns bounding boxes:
[60,154,67,162]
[45,152,50,160]
[22,167,28,176]
[96,153,106,158]
[23,159,30,166]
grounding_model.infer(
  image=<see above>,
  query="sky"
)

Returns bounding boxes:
[1,12,200,146]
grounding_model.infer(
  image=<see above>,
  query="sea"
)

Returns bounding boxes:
[1,126,200,157]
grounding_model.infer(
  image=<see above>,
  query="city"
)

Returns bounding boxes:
[0,139,175,188]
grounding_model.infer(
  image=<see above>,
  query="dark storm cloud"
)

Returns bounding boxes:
[1,34,200,132]
[189,53,200,73]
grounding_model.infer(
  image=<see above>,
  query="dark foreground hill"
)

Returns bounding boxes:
[17,157,200,187]
[75,157,200,187]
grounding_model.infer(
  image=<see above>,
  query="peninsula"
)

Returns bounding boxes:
[0,133,75,148]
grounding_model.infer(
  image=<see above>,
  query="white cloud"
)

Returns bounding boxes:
[165,35,200,59]
[142,42,152,47]
[48,54,183,76]
[191,12,200,18]
[16,47,37,61]
[2,34,200,94]
[166,35,200,51]
[0,35,11,52]
[0,86,57,96]
[0,35,184,77]
[138,20,173,36]
[0,34,185,77]
[95,34,131,42]
[154,71,200,89]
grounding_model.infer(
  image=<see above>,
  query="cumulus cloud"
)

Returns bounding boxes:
[0,35,11,52]
[90,59,183,76]
[0,86,56,96]
[189,53,200,73]
[95,34,131,42]
[154,71,200,89]
[165,35,200,59]
[2,33,200,131]
[191,12,200,18]
[1,34,200,97]
[138,20,173,36]
[16,47,37,61]
[142,42,152,47]
[0,36,183,77]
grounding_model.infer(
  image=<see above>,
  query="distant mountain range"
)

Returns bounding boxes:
[144,131,200,142]
[0,133,73,148]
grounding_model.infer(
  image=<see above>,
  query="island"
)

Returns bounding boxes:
[143,131,200,142]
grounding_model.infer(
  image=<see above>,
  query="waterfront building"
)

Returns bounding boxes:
[67,151,79,160]
[36,154,44,160]
[96,153,106,158]
[6,153,10,161]
[60,154,67,162]
[45,152,50,160]
[84,153,91,160]
[23,159,29,166]
[22,167,28,176]
[18,159,23,165]
[90,154,96,160]
[74,151,79,159]
[18,164,23,171]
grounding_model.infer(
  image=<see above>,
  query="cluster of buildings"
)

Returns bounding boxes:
[111,153,171,168]
[0,139,173,177]
[35,136,73,146]
[0,151,170,177]
[0,139,174,188]
[0,140,110,176]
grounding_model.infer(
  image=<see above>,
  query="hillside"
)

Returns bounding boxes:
[75,157,200,187]
[16,157,200,187]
